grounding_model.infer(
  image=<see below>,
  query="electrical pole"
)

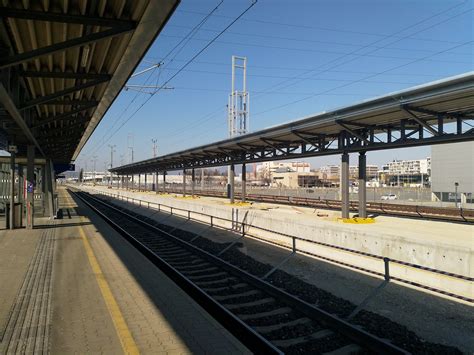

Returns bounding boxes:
[152,139,157,158]
[128,133,134,163]
[152,138,157,191]
[92,155,97,185]
[108,144,116,186]
[227,55,249,195]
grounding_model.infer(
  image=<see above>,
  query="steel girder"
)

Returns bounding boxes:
[114,106,474,174]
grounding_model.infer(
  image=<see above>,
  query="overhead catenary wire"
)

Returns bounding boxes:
[253,39,473,118]
[158,33,472,64]
[166,23,473,55]
[176,8,468,45]
[154,1,472,145]
[85,0,258,160]
[83,0,225,161]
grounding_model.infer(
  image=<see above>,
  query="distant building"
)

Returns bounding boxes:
[431,141,473,203]
[380,158,430,186]
[257,161,310,175]
[349,165,379,180]
[318,165,340,185]
[272,171,320,188]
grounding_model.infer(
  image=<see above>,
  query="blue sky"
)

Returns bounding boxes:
[77,0,473,172]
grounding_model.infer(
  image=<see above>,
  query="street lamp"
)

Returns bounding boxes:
[454,182,459,208]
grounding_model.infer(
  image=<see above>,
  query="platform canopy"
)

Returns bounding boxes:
[111,72,474,175]
[0,0,179,164]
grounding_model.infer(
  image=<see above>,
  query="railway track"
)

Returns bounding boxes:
[72,189,408,354]
[146,188,473,223]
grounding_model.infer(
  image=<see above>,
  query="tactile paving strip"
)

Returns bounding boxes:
[0,224,55,354]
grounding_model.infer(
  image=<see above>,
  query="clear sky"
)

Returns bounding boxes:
[76,0,473,172]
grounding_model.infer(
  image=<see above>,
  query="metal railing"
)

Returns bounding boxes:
[125,186,473,223]
[89,188,473,304]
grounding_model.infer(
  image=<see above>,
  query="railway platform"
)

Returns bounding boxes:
[0,187,249,354]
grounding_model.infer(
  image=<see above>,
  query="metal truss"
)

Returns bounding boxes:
[115,105,474,174]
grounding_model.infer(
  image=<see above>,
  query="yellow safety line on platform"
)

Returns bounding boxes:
[79,219,140,355]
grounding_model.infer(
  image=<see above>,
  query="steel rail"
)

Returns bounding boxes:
[71,189,282,354]
[72,189,409,354]
[92,188,474,303]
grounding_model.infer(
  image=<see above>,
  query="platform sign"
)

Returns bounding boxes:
[54,163,75,174]
[27,181,34,193]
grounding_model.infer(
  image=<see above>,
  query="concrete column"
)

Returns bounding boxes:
[201,168,204,192]
[358,152,367,218]
[26,145,35,229]
[241,163,247,202]
[341,152,350,219]
[229,164,235,204]
[156,171,159,194]
[191,168,195,197]
[163,171,166,193]
[182,169,186,196]
[9,151,15,229]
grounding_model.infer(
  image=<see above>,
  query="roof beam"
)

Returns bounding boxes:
[0,83,45,156]
[32,102,97,128]
[20,77,109,110]
[40,99,99,106]
[401,106,438,136]
[336,120,369,144]
[0,27,135,69]
[20,70,111,80]
[0,7,136,28]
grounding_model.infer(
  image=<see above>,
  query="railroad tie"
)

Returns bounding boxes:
[212,290,261,301]
[202,283,248,293]
[224,297,275,310]
[271,329,334,348]
[237,307,292,321]
[252,317,311,333]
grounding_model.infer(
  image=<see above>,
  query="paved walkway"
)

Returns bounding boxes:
[0,187,249,354]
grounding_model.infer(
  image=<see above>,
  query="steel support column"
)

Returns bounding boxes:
[358,152,367,218]
[229,164,235,204]
[45,159,55,219]
[163,171,166,193]
[26,145,35,229]
[341,152,350,219]
[9,151,15,229]
[138,174,141,191]
[241,163,246,202]
[191,168,195,197]
[182,169,186,196]
[144,173,147,192]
